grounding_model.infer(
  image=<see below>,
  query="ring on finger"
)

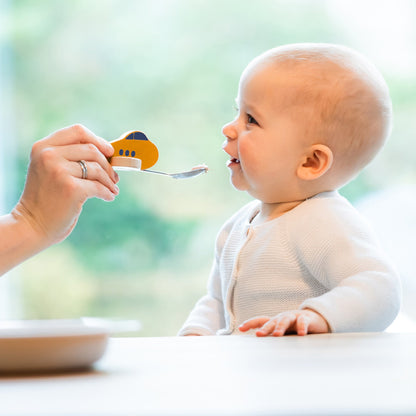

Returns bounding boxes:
[77,160,88,179]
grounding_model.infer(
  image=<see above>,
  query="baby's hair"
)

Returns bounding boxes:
[250,43,392,185]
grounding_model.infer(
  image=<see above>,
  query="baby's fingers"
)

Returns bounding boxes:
[296,314,310,336]
[271,313,297,337]
[256,319,279,337]
[238,316,270,332]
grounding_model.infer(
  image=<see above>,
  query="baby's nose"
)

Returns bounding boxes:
[222,120,237,141]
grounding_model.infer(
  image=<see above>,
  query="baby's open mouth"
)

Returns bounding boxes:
[226,158,240,167]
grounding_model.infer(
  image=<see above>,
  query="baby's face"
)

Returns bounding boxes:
[222,62,309,203]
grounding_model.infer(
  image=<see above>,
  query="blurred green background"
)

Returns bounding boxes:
[1,0,416,335]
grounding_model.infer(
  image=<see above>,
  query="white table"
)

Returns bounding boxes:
[0,333,415,415]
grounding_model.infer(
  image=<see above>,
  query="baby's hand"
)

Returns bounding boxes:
[239,309,329,337]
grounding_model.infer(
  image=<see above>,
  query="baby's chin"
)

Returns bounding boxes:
[229,174,249,193]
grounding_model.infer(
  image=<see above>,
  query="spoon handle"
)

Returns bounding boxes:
[144,167,208,179]
[142,169,171,177]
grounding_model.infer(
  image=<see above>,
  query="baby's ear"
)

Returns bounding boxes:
[297,144,333,181]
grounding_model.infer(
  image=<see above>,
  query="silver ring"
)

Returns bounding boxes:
[78,160,88,179]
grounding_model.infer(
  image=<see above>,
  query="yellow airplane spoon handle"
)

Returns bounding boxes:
[109,131,159,170]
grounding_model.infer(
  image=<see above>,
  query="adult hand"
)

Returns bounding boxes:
[12,124,119,247]
[238,309,330,337]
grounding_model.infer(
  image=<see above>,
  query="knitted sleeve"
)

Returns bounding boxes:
[177,252,225,336]
[177,212,237,336]
[177,201,258,335]
[292,195,401,332]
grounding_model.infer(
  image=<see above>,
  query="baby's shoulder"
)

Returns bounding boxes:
[286,191,372,239]
[214,200,260,245]
[221,200,260,229]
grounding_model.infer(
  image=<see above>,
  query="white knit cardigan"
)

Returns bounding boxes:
[178,191,401,336]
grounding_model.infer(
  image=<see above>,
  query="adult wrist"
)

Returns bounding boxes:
[11,202,51,253]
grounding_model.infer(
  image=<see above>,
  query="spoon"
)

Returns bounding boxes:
[143,166,208,179]
[112,157,208,179]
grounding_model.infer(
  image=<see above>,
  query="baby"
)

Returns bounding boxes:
[179,43,401,337]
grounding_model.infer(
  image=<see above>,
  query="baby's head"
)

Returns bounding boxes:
[223,43,392,203]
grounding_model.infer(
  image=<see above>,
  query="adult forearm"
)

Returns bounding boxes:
[0,213,48,276]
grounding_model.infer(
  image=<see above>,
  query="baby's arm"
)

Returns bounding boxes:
[179,205,250,336]
[241,196,401,336]
[292,197,401,333]
[178,241,225,336]
[178,292,225,336]
[239,309,329,337]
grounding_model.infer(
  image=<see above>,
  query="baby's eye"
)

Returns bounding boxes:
[247,114,258,125]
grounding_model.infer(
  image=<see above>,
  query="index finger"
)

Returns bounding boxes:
[239,316,271,332]
[39,124,114,158]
